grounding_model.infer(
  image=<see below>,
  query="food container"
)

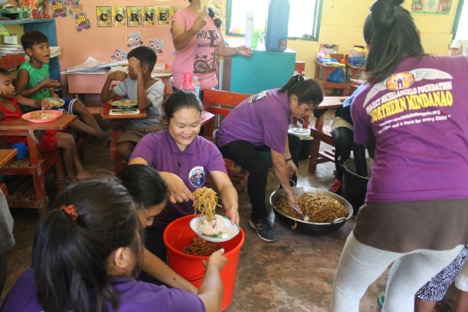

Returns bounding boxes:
[269,186,353,235]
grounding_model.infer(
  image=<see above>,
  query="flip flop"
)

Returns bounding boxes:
[377,295,385,308]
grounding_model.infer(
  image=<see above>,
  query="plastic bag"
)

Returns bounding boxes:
[328,68,345,83]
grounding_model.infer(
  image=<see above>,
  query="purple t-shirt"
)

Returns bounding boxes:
[352,55,468,203]
[130,130,227,227]
[215,89,292,154]
[0,268,206,312]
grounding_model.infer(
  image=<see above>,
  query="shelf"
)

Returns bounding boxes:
[0,18,55,26]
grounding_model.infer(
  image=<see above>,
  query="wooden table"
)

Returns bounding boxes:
[0,115,76,212]
[0,149,17,195]
[308,96,345,173]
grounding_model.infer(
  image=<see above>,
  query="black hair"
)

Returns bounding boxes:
[164,90,202,122]
[188,0,222,28]
[0,67,10,76]
[116,164,168,209]
[33,179,141,312]
[364,0,424,83]
[279,75,324,106]
[127,46,157,72]
[20,31,48,51]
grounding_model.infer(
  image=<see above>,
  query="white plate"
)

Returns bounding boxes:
[292,128,309,134]
[189,214,240,243]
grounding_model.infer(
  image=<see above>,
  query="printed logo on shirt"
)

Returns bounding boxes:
[189,166,206,187]
[247,91,267,104]
[361,68,454,135]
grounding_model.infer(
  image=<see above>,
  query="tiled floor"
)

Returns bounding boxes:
[0,113,458,311]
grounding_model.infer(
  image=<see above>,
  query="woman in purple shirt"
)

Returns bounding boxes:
[330,1,468,310]
[215,75,324,242]
[129,90,239,262]
[1,179,226,312]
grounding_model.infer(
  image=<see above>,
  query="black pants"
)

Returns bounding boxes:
[331,127,367,181]
[219,134,300,221]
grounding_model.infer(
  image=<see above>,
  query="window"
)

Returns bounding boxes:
[226,0,323,40]
[453,0,468,42]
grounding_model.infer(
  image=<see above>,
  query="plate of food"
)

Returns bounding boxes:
[190,187,240,242]
[190,214,240,243]
[292,128,309,134]
[111,99,138,109]
[43,98,65,108]
[21,110,63,124]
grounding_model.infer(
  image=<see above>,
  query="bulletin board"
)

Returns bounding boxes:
[54,0,225,74]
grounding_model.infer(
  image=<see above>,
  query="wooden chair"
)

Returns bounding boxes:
[308,97,346,173]
[203,89,252,193]
[314,54,351,96]
[294,61,306,76]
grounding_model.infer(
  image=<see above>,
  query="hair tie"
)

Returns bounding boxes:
[60,204,78,220]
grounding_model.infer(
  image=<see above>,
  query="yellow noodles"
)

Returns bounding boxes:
[192,187,219,221]
[276,193,348,223]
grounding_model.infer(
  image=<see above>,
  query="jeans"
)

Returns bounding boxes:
[218,134,301,221]
[330,232,464,312]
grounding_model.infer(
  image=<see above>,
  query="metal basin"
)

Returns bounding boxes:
[269,186,353,235]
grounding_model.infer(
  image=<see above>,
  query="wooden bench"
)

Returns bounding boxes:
[203,89,252,193]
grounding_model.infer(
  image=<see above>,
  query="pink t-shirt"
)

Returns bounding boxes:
[171,8,220,90]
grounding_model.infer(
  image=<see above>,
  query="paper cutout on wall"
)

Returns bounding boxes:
[113,7,127,27]
[142,7,156,27]
[29,0,46,18]
[50,0,67,18]
[68,2,91,31]
[156,6,170,26]
[412,0,452,14]
[96,6,112,27]
[111,49,128,62]
[127,6,142,27]
[127,32,143,48]
[148,39,164,55]
[170,6,184,20]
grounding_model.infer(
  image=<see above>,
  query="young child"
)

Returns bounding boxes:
[16,31,108,141]
[0,68,91,182]
[0,179,226,312]
[100,46,166,161]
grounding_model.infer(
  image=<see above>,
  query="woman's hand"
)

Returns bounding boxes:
[224,206,240,225]
[192,7,209,33]
[286,160,299,179]
[236,46,253,57]
[161,172,194,204]
[202,248,227,271]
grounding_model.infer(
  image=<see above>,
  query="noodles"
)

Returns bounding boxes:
[276,193,348,223]
[192,187,219,221]
[31,112,55,120]
[182,237,223,256]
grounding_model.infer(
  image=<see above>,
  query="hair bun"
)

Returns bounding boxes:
[371,0,398,30]
[393,0,404,6]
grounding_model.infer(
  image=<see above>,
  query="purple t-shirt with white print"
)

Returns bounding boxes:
[215,89,292,154]
[351,55,468,203]
[130,130,226,228]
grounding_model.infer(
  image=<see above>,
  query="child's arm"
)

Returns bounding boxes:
[129,57,151,110]
[16,69,60,98]
[14,95,43,109]
[101,70,127,103]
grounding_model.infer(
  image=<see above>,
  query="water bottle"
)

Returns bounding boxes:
[192,75,200,98]
[245,11,255,48]
[180,72,195,92]
[265,0,290,52]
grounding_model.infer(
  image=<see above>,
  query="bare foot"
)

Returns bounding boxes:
[76,170,93,180]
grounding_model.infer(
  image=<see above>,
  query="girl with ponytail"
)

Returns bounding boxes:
[216,75,323,242]
[330,0,468,310]
[171,0,252,99]
[1,179,227,312]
